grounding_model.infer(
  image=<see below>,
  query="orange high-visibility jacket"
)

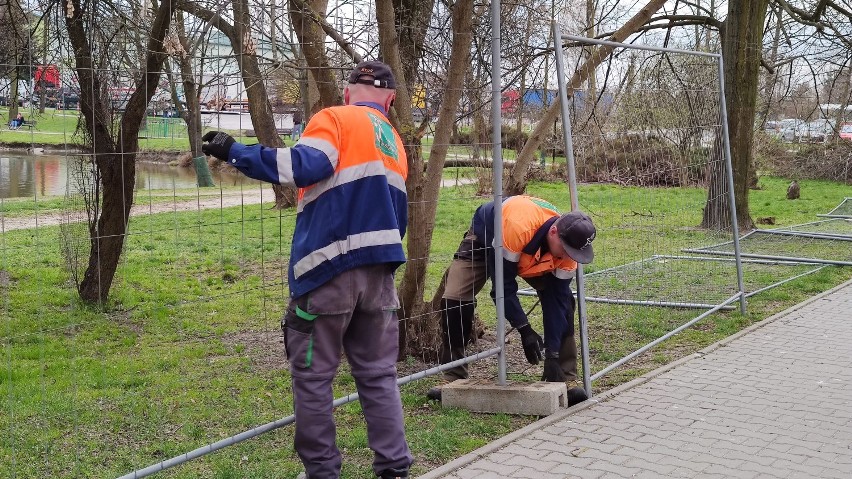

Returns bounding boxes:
[227,102,408,298]
[500,196,577,279]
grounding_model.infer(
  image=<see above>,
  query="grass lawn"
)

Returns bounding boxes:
[2,146,852,476]
[0,107,223,151]
[1,107,546,162]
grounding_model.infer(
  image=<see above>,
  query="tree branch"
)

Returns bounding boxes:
[289,0,362,64]
[179,1,235,39]
[595,14,722,40]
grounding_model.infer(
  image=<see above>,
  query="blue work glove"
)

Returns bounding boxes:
[517,324,544,365]
[201,131,236,161]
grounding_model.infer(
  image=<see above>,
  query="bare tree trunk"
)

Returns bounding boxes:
[66,0,176,304]
[9,66,20,121]
[467,66,488,162]
[505,0,668,195]
[182,0,295,207]
[288,0,340,110]
[515,48,527,154]
[585,0,597,97]
[376,0,421,358]
[173,10,204,160]
[758,4,782,127]
[391,0,437,89]
[39,9,48,114]
[702,0,767,231]
[232,0,295,208]
[833,64,851,140]
[396,0,476,357]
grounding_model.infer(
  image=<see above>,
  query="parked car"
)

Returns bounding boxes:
[796,119,835,143]
[763,120,779,136]
[840,123,852,141]
[776,119,805,142]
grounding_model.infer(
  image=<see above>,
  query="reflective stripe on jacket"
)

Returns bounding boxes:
[470,195,576,328]
[227,103,408,298]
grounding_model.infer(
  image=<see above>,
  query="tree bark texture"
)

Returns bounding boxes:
[702,0,768,231]
[65,0,175,304]
[391,0,436,86]
[397,0,476,358]
[505,0,669,196]
[288,0,341,110]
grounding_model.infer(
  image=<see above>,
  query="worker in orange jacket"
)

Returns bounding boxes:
[203,60,411,479]
[429,196,596,403]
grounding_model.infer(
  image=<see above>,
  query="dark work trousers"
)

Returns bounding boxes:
[440,231,490,380]
[441,232,579,381]
[524,274,578,381]
[283,264,413,479]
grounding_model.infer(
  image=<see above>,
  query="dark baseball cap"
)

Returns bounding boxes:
[555,211,596,264]
[348,60,396,89]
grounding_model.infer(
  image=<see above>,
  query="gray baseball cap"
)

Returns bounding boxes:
[555,211,596,264]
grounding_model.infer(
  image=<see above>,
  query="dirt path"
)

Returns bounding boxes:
[2,189,270,232]
[3,178,475,231]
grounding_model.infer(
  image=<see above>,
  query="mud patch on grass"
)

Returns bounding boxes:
[224,329,288,371]
[397,331,543,382]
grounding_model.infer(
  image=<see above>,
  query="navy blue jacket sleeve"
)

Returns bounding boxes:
[489,257,529,329]
[227,142,335,187]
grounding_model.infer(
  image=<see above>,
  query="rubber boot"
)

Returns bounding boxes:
[428,299,475,401]
[559,333,579,382]
[541,356,567,382]
[379,466,409,478]
[559,333,588,405]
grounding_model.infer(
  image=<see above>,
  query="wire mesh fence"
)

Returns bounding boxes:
[1,0,519,476]
[769,217,852,237]
[2,0,842,477]
[686,229,852,266]
[581,255,821,308]
[819,197,852,219]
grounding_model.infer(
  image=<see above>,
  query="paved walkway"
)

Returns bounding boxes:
[420,279,852,479]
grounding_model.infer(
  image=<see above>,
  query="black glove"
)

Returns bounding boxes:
[517,324,544,365]
[201,131,236,161]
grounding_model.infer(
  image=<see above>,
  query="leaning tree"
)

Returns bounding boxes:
[64,0,176,303]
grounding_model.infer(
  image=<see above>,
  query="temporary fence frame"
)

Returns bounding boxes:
[549,26,746,394]
[684,229,852,266]
[770,217,852,234]
[818,197,852,218]
[523,254,825,304]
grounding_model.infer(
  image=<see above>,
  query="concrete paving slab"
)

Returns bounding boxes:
[419,278,852,478]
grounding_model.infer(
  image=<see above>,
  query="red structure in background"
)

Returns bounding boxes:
[35,65,61,89]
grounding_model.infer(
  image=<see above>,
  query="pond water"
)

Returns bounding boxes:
[0,153,256,199]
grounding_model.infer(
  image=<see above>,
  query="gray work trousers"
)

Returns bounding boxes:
[283,264,413,478]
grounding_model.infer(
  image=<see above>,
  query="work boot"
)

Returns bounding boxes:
[541,356,567,382]
[567,386,589,406]
[559,333,579,382]
[378,466,409,478]
[437,299,475,384]
[426,378,457,401]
